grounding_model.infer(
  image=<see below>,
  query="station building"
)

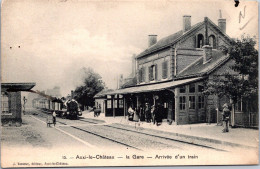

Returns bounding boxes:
[1,83,35,126]
[95,15,257,126]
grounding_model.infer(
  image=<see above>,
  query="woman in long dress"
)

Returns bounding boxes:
[133,108,139,122]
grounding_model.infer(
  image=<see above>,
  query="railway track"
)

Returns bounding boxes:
[70,126,142,151]
[104,124,226,151]
[57,119,142,150]
[33,109,142,150]
[34,109,226,152]
[58,118,226,152]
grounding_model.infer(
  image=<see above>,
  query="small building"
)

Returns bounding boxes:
[1,83,36,126]
[94,89,114,115]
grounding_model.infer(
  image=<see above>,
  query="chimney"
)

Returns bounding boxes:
[202,45,213,64]
[183,15,191,32]
[148,35,157,47]
[71,90,74,98]
[218,10,226,33]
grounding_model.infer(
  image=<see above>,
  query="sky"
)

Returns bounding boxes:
[1,0,258,96]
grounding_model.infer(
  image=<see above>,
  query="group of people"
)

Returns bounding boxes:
[128,103,163,126]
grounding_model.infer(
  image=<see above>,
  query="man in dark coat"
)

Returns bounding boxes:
[155,103,163,126]
[138,105,145,121]
[145,103,151,123]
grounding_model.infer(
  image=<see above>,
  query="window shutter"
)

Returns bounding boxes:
[155,64,158,80]
[162,62,165,78]
[165,61,168,78]
[142,67,146,82]
[139,68,142,83]
[149,66,152,81]
[162,61,168,79]
[195,35,197,48]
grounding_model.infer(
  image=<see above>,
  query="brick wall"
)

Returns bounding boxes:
[137,48,172,84]
[176,49,203,74]
[2,91,22,126]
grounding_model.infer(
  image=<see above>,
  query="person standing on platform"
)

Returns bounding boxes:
[133,107,139,122]
[222,103,231,133]
[128,105,134,121]
[52,111,57,127]
[139,105,145,121]
[145,103,151,123]
[156,103,163,125]
[152,105,157,125]
[151,105,156,124]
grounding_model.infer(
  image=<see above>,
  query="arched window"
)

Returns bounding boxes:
[197,34,204,48]
[209,35,216,49]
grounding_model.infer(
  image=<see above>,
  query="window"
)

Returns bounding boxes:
[180,86,186,93]
[138,68,143,83]
[189,96,195,109]
[107,100,111,108]
[1,92,10,114]
[119,100,124,108]
[139,67,146,83]
[149,64,157,81]
[209,35,216,49]
[198,96,205,109]
[189,84,195,93]
[114,100,118,108]
[162,61,168,79]
[197,34,204,48]
[235,99,242,112]
[198,85,204,93]
[179,96,186,110]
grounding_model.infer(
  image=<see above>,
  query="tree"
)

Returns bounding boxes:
[204,35,258,114]
[72,67,105,109]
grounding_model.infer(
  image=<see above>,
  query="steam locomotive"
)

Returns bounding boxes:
[33,97,82,119]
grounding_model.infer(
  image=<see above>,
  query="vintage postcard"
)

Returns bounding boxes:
[1,0,259,167]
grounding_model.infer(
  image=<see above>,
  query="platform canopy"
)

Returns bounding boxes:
[1,83,36,92]
[102,77,204,96]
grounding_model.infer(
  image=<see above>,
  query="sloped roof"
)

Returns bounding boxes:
[99,77,204,96]
[120,77,137,89]
[176,50,230,79]
[137,22,203,58]
[1,83,36,91]
[136,17,233,59]
[94,89,114,98]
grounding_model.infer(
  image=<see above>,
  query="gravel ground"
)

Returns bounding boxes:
[23,109,218,152]
[66,125,185,151]
[1,119,51,148]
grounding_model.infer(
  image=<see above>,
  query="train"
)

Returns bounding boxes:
[32,97,82,119]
